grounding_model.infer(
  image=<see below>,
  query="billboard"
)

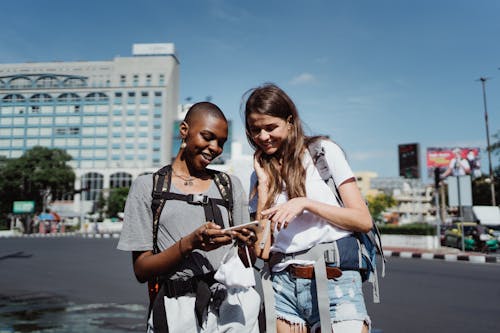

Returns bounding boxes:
[426,147,481,179]
[398,143,420,179]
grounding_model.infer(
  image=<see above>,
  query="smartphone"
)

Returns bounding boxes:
[225,220,260,232]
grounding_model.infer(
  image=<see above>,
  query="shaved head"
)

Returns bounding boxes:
[184,102,227,125]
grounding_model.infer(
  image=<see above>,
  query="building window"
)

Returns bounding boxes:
[85,92,109,103]
[110,172,133,188]
[30,93,53,103]
[2,94,25,103]
[58,93,81,102]
[36,76,59,88]
[120,75,126,86]
[81,172,104,201]
[159,74,165,85]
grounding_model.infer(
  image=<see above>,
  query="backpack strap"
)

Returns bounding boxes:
[148,166,234,332]
[212,170,234,228]
[307,140,343,206]
[308,139,386,302]
[149,165,172,328]
[151,167,234,250]
[151,165,173,255]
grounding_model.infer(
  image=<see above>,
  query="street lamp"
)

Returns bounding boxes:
[477,77,496,206]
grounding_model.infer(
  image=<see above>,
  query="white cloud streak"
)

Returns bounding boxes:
[290,73,317,85]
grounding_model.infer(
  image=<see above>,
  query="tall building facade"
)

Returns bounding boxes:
[0,43,179,211]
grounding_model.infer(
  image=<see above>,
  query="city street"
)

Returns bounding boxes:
[1,236,500,332]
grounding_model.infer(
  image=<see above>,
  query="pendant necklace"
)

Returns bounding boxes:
[173,170,196,186]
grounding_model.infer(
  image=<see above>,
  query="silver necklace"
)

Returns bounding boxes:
[172,170,196,186]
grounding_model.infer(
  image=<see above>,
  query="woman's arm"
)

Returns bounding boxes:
[252,151,273,259]
[261,178,372,233]
[132,222,232,283]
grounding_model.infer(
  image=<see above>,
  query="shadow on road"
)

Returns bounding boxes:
[0,251,33,261]
[0,292,146,333]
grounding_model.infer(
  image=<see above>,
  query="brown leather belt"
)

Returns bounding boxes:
[287,264,342,279]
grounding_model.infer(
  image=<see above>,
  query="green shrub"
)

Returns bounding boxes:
[378,223,436,236]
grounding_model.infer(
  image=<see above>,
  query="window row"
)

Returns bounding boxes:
[0,138,109,149]
[0,126,108,136]
[119,74,165,86]
[1,92,109,104]
[1,75,87,89]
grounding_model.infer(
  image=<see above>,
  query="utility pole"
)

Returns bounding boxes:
[477,77,496,206]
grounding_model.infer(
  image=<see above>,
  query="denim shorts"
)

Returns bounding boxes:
[271,268,370,328]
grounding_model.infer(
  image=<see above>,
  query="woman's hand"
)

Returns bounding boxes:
[261,197,308,230]
[230,226,258,248]
[186,222,233,252]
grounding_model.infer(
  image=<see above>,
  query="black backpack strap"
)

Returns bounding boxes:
[155,191,228,229]
[151,165,173,255]
[212,170,234,228]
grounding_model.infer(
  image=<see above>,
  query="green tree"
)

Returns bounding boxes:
[489,130,500,156]
[0,146,75,215]
[366,193,396,223]
[478,130,500,205]
[472,175,499,205]
[106,187,130,218]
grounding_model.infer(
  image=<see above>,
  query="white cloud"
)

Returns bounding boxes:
[290,73,317,85]
[314,56,329,64]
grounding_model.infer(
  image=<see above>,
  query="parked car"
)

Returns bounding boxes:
[489,226,500,244]
[440,224,452,246]
[443,222,498,252]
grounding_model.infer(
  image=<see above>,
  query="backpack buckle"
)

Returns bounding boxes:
[187,194,209,205]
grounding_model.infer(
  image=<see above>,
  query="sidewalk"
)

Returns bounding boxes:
[383,246,500,264]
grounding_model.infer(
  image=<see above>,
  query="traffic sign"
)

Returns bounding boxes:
[13,201,35,214]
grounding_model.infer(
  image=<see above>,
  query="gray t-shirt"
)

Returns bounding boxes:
[117,171,250,279]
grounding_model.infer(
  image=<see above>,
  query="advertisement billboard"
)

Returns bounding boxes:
[426,147,481,179]
[398,143,420,179]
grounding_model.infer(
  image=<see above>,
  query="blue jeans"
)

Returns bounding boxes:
[272,268,370,327]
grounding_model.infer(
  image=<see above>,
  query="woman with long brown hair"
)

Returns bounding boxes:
[244,83,372,333]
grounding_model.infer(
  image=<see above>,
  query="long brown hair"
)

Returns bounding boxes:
[243,83,310,209]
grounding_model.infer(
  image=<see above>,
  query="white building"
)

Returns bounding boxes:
[0,43,179,215]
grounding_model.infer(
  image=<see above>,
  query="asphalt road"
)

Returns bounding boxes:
[1,237,500,332]
[365,256,500,333]
[0,237,148,332]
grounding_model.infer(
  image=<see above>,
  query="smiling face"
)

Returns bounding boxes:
[180,114,228,171]
[247,113,289,156]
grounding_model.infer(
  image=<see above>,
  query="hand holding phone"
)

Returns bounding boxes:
[225,220,260,232]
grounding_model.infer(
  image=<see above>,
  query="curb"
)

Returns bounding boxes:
[0,232,120,239]
[383,249,499,264]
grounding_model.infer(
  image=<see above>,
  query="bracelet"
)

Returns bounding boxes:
[178,237,189,259]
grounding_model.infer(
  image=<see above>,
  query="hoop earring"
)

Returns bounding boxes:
[180,140,187,149]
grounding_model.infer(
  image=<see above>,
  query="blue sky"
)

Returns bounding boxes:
[1,0,499,182]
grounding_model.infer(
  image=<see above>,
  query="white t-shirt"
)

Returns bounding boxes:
[249,139,355,270]
[448,157,470,176]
